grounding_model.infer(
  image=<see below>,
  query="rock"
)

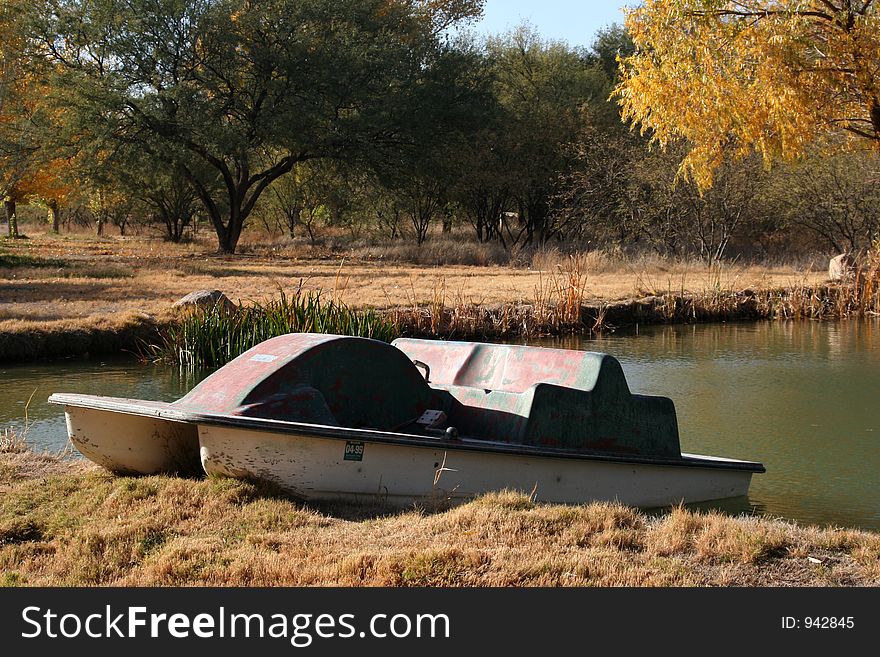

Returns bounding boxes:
[172,289,236,313]
[828,254,854,282]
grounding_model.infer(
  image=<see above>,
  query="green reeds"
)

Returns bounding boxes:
[149,290,398,368]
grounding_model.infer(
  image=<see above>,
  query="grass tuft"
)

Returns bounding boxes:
[148,287,399,367]
[0,428,28,454]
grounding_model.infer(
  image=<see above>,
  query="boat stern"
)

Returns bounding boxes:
[50,394,201,475]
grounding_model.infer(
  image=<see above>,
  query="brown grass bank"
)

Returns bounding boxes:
[1,443,878,587]
[2,231,877,361]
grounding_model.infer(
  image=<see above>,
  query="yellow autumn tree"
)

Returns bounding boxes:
[616,0,880,187]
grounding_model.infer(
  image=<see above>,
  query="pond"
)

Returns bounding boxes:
[2,320,878,531]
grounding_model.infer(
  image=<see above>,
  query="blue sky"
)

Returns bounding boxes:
[474,1,630,48]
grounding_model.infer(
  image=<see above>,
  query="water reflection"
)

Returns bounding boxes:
[0,359,208,451]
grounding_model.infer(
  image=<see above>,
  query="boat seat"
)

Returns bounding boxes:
[392,338,622,393]
[429,348,681,457]
[176,334,448,431]
[433,384,533,443]
[521,384,681,456]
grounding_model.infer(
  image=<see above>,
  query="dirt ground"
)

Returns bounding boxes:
[0,229,828,334]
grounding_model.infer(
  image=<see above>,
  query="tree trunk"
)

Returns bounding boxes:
[96,218,104,237]
[871,100,880,141]
[183,155,301,255]
[5,200,18,238]
[218,210,244,254]
[442,207,453,233]
[48,199,60,234]
[287,206,301,239]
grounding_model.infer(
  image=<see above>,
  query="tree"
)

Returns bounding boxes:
[2,0,75,237]
[558,122,768,262]
[29,0,489,253]
[452,126,512,243]
[677,156,766,264]
[617,0,880,187]
[483,27,610,246]
[1,0,30,237]
[766,150,880,253]
[89,143,216,243]
[87,186,134,237]
[590,23,634,82]
[268,164,313,241]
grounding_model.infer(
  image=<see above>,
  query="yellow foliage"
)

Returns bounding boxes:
[0,0,70,205]
[616,0,880,188]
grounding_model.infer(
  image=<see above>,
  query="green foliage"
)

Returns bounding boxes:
[7,2,876,261]
[469,27,611,246]
[151,289,399,368]
[590,23,634,82]
[29,0,489,253]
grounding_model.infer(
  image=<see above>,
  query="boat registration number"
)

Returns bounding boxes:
[344,441,365,462]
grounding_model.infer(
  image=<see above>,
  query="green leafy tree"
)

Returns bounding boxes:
[29,0,487,253]
[484,27,610,246]
[590,23,634,82]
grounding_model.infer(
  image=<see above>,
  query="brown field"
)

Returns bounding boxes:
[0,226,828,336]
[1,438,877,587]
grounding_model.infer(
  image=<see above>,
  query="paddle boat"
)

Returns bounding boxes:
[49,334,764,507]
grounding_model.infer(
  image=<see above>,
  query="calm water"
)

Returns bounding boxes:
[3,320,879,530]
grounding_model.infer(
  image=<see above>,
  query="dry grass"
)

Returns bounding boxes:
[0,230,822,326]
[4,229,874,359]
[0,429,89,493]
[1,446,878,587]
[351,238,510,266]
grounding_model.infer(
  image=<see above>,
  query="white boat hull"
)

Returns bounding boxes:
[51,393,761,508]
[198,424,755,507]
[63,405,200,475]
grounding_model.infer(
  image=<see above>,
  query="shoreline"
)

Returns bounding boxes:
[1,444,877,586]
[2,231,853,363]
[0,282,874,363]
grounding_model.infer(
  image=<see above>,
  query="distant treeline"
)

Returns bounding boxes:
[1,1,878,259]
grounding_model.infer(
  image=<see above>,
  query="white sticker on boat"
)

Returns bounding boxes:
[250,354,278,363]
